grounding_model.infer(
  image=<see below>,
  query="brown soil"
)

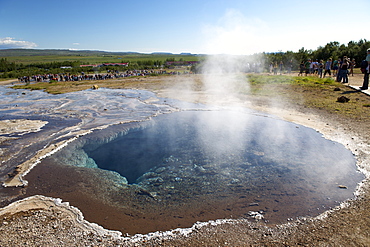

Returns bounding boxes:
[0,73,369,246]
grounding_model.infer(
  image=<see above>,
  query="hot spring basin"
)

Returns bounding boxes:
[27,110,363,234]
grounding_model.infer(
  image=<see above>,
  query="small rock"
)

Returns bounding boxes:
[147,177,164,185]
[92,85,99,90]
[194,165,207,174]
[230,178,240,184]
[337,96,350,103]
[149,192,158,197]
[338,185,348,189]
[155,167,166,173]
[249,211,264,220]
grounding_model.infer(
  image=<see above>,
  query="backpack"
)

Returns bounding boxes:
[360,60,368,74]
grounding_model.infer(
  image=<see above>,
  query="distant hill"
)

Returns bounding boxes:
[0,49,144,57]
[0,49,201,57]
[151,52,174,55]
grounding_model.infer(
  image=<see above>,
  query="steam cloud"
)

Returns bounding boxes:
[201,9,269,55]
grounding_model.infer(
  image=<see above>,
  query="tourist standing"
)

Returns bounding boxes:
[279,61,284,75]
[318,60,324,78]
[360,48,370,90]
[273,62,278,75]
[338,58,349,83]
[298,61,305,76]
[287,59,293,74]
[313,59,319,75]
[323,58,332,77]
[269,62,273,74]
[349,58,356,76]
[335,58,342,81]
[304,59,311,76]
[310,60,316,75]
[333,59,339,77]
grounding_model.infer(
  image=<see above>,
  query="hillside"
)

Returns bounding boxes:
[0,49,145,57]
[0,49,201,57]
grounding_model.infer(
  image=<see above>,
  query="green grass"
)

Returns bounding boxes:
[3,54,201,65]
[247,74,294,85]
[247,74,336,86]
[294,76,335,86]
[244,74,370,121]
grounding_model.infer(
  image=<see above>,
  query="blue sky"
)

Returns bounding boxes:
[0,0,369,55]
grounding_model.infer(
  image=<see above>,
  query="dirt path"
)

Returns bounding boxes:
[0,79,17,86]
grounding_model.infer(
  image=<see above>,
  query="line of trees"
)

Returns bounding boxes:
[0,59,83,72]
[0,58,19,72]
[265,39,370,70]
[0,59,84,78]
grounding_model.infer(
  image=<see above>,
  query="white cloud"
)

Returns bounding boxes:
[73,43,80,46]
[0,37,37,49]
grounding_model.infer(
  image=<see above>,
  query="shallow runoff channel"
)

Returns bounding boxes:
[0,86,364,235]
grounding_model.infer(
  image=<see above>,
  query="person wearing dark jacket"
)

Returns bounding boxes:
[360,48,370,90]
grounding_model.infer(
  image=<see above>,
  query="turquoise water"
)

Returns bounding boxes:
[51,110,363,227]
[84,110,360,187]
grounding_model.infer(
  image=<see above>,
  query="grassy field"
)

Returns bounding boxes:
[4,55,201,64]
[0,49,202,65]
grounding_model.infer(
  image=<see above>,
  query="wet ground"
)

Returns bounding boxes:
[0,86,363,235]
[0,87,176,200]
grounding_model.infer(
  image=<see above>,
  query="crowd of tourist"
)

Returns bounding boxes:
[265,48,370,91]
[16,69,180,84]
[295,49,370,90]
[297,57,356,83]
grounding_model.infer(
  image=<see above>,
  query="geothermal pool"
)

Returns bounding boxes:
[26,110,363,234]
[0,87,363,235]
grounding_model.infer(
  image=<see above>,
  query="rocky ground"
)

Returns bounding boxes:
[0,73,369,246]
